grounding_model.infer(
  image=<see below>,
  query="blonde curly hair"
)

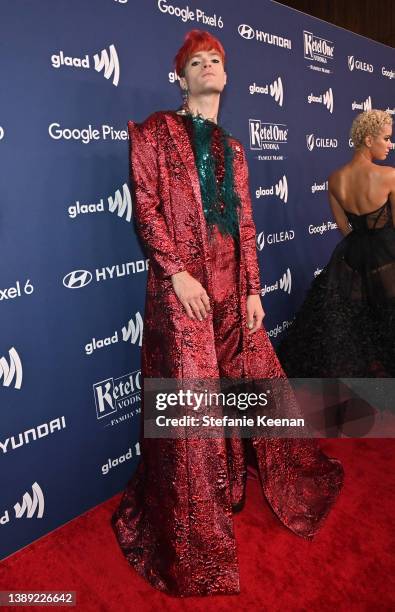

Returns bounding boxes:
[350,109,393,149]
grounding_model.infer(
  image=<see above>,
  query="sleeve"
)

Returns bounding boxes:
[235,142,261,295]
[128,117,186,279]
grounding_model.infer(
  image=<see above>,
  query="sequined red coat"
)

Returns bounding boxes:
[111,111,344,597]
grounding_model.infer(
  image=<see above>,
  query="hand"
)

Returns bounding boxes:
[246,294,265,334]
[171,271,210,321]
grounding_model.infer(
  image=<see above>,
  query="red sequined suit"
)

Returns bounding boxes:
[111,111,344,597]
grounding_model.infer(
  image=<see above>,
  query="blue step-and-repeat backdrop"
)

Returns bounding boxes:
[1,0,394,559]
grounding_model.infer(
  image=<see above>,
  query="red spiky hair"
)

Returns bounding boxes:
[174,29,225,77]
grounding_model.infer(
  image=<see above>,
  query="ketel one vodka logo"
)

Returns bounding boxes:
[0,347,23,390]
[249,120,288,151]
[303,31,334,64]
[93,370,141,420]
[51,44,120,86]
[1,482,45,526]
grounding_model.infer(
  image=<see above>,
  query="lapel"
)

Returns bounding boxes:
[163,111,213,292]
[164,112,203,211]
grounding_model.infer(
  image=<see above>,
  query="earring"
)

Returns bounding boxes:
[182,87,188,102]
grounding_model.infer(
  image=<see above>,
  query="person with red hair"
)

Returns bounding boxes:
[111,30,343,597]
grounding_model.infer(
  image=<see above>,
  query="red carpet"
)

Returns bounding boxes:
[1,439,394,611]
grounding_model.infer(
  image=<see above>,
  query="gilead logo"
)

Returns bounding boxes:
[306,134,338,151]
[51,44,120,86]
[0,126,4,140]
[348,56,374,73]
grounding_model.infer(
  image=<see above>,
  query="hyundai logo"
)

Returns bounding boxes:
[238,24,254,40]
[63,270,93,289]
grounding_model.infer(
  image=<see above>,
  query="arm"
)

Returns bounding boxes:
[235,143,265,331]
[388,168,395,226]
[128,117,186,279]
[236,144,261,295]
[328,177,351,237]
[129,117,210,320]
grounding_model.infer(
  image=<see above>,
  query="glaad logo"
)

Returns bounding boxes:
[352,96,372,112]
[14,482,45,519]
[85,312,143,355]
[261,268,292,297]
[51,45,120,86]
[63,260,149,290]
[169,70,180,83]
[0,347,23,390]
[0,416,66,455]
[386,107,395,116]
[306,133,338,151]
[238,23,292,50]
[256,229,295,251]
[303,31,334,64]
[1,483,45,526]
[249,77,284,107]
[348,56,374,73]
[93,370,141,422]
[255,175,288,203]
[158,0,223,28]
[68,183,132,223]
[311,180,328,194]
[249,120,288,150]
[307,87,334,113]
[382,67,395,79]
[93,45,120,86]
[101,444,141,476]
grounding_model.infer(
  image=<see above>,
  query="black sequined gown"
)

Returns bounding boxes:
[278,199,395,377]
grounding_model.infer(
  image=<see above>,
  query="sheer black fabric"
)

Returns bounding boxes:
[278,200,395,377]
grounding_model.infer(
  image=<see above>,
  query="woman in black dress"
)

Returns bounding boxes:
[278,110,394,379]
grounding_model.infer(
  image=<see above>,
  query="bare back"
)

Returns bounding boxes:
[328,160,395,235]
